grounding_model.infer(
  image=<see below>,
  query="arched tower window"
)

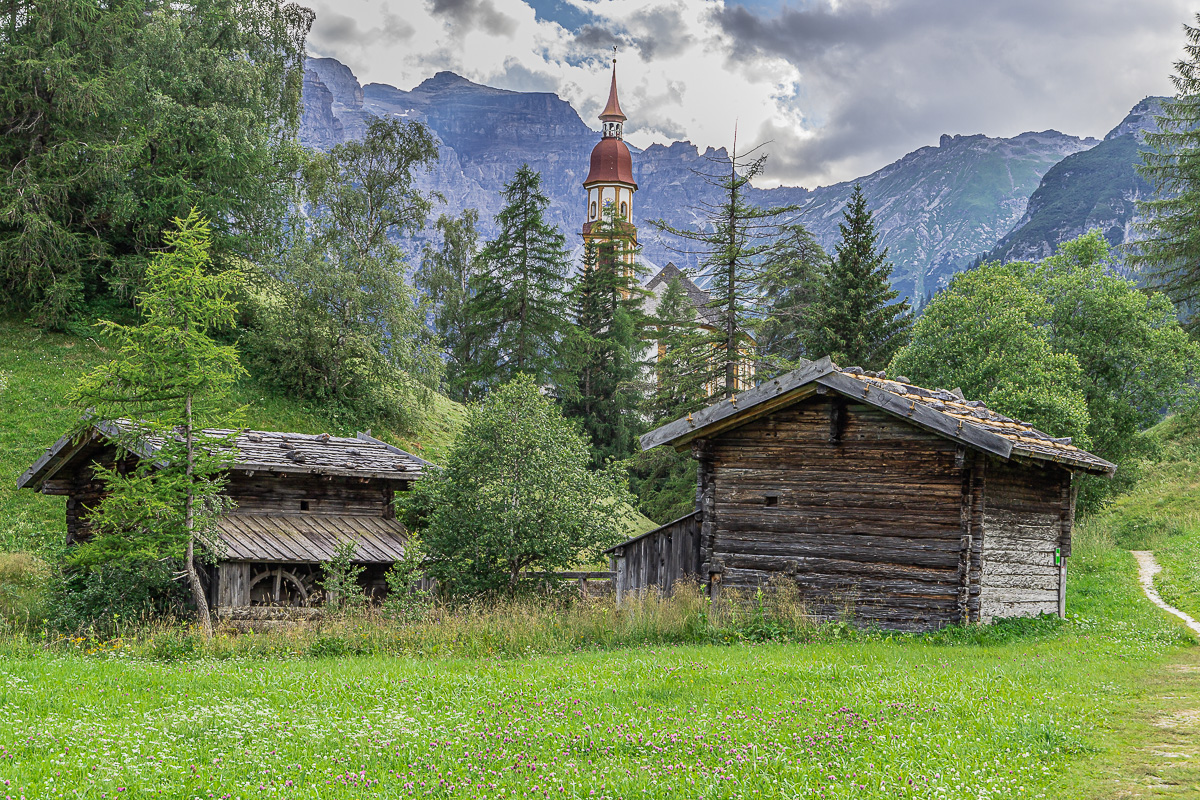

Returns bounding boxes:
[620,201,628,219]
[590,201,597,220]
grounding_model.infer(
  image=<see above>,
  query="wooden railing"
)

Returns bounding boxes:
[608,510,702,604]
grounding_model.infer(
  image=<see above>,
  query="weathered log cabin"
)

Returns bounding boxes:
[17,422,426,612]
[608,358,1115,631]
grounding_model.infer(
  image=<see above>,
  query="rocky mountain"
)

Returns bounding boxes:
[761,131,1097,299]
[301,57,1133,301]
[981,97,1165,268]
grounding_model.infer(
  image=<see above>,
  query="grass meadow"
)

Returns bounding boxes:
[0,534,1196,800]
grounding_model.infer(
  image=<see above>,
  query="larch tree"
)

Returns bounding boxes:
[416,209,489,403]
[561,204,650,466]
[811,184,911,370]
[471,165,571,390]
[1133,13,1200,327]
[69,210,245,639]
[652,143,799,400]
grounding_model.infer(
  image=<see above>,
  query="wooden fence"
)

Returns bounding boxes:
[607,510,702,605]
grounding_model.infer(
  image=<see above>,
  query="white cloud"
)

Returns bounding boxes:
[305,0,1191,187]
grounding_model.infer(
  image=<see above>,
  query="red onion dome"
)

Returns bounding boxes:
[584,137,637,188]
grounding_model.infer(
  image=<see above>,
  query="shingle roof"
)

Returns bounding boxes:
[17,421,427,491]
[645,262,720,327]
[216,514,408,563]
[640,357,1115,475]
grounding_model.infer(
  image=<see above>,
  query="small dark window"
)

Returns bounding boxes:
[300,500,310,511]
[764,494,779,508]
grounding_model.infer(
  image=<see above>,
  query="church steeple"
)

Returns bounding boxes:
[583,51,637,246]
[599,55,626,139]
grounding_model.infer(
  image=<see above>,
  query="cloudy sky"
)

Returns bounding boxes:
[306,0,1194,188]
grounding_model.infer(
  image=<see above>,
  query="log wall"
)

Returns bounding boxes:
[978,460,1072,621]
[223,473,398,518]
[707,395,965,632]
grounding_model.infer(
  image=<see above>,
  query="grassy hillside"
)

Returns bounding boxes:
[0,316,472,554]
[1078,411,1200,622]
[0,316,656,555]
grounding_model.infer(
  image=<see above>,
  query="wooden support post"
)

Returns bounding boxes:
[967,456,987,623]
[1058,561,1067,619]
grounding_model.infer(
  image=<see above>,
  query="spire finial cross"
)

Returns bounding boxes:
[612,45,617,65]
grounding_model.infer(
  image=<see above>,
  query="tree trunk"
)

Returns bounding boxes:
[185,391,213,639]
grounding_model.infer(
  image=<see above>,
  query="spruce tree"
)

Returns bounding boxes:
[0,0,313,328]
[561,205,649,465]
[648,277,709,425]
[756,223,828,373]
[471,165,571,389]
[811,184,911,370]
[1133,14,1200,326]
[627,275,712,524]
[416,210,488,402]
[652,144,798,399]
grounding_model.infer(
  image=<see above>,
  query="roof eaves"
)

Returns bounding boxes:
[640,356,836,451]
[603,510,699,554]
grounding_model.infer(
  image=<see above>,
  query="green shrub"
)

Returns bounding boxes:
[45,558,190,636]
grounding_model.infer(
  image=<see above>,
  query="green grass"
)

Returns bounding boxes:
[0,540,1192,800]
[0,316,468,554]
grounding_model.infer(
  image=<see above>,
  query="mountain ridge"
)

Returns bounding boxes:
[300,56,1143,300]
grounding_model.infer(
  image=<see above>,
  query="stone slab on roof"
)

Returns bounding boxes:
[640,358,1115,475]
[17,421,427,491]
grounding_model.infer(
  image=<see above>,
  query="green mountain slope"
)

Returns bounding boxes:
[0,318,656,556]
[983,97,1165,266]
[1080,411,1200,623]
[0,317,467,554]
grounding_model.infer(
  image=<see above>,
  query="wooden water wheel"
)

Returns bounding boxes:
[248,564,318,606]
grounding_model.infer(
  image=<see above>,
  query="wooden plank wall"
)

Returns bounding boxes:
[216,562,250,608]
[979,460,1070,621]
[224,473,396,517]
[708,396,964,632]
[612,512,701,604]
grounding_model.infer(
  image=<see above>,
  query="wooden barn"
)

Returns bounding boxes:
[608,358,1115,631]
[17,422,426,612]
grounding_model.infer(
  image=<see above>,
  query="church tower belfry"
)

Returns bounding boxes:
[583,52,638,260]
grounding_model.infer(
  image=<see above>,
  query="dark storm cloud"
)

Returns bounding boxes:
[312,9,413,47]
[712,0,1189,186]
[429,0,518,37]
[493,59,561,93]
[629,5,693,61]
[574,25,623,51]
